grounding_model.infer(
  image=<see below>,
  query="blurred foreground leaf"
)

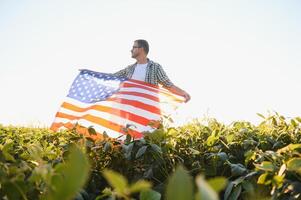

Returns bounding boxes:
[45,145,90,200]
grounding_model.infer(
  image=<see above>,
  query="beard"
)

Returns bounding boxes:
[131,53,137,58]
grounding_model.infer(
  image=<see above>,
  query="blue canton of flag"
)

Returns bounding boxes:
[68,69,127,103]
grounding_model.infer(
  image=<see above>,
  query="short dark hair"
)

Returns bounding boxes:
[135,39,149,54]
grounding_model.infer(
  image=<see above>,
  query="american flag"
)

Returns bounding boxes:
[50,69,185,140]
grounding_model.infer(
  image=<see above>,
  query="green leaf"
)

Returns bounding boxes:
[295,117,301,123]
[122,143,134,160]
[232,176,245,186]
[256,113,265,119]
[143,168,153,178]
[136,146,148,158]
[257,173,269,185]
[189,147,200,155]
[287,158,301,174]
[195,175,219,200]
[272,117,277,126]
[166,166,193,200]
[2,140,16,162]
[125,134,132,144]
[217,152,228,161]
[104,142,112,152]
[151,144,162,154]
[140,189,161,200]
[96,188,112,199]
[273,175,284,188]
[291,119,298,127]
[254,161,275,172]
[206,135,218,147]
[102,131,109,138]
[129,180,152,193]
[242,181,254,195]
[2,182,24,200]
[228,185,241,200]
[207,177,227,192]
[103,169,128,193]
[244,151,256,165]
[288,144,301,151]
[88,126,97,135]
[224,182,234,200]
[230,163,247,176]
[45,145,90,200]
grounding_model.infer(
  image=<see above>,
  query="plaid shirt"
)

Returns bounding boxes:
[113,60,174,87]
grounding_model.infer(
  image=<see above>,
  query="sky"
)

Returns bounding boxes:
[1,0,301,127]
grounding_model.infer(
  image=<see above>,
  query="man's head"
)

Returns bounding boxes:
[131,39,149,59]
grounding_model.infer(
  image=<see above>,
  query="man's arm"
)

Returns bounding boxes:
[112,67,127,77]
[156,65,191,102]
[164,85,191,103]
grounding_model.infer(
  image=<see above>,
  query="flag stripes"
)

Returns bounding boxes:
[50,70,184,139]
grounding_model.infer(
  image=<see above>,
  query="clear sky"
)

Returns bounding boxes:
[1,0,301,127]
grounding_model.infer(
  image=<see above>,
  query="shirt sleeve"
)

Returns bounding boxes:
[112,66,129,77]
[156,65,174,88]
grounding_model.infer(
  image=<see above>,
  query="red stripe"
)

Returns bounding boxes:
[122,82,182,102]
[83,114,143,138]
[127,79,159,89]
[116,91,159,102]
[122,82,159,93]
[50,122,105,140]
[106,97,161,115]
[55,112,77,120]
[50,121,74,131]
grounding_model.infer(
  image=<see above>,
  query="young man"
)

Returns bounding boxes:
[114,39,191,102]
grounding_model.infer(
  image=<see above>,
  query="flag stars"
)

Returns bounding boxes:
[67,71,126,103]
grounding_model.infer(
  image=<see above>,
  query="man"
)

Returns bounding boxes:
[114,39,191,102]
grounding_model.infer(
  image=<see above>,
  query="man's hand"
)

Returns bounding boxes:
[165,85,191,103]
[183,92,191,103]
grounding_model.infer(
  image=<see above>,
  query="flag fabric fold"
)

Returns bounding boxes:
[50,69,184,140]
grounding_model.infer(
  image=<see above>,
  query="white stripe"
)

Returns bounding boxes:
[54,117,76,124]
[120,86,182,101]
[118,87,160,98]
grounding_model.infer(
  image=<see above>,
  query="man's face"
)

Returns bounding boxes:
[131,41,141,58]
